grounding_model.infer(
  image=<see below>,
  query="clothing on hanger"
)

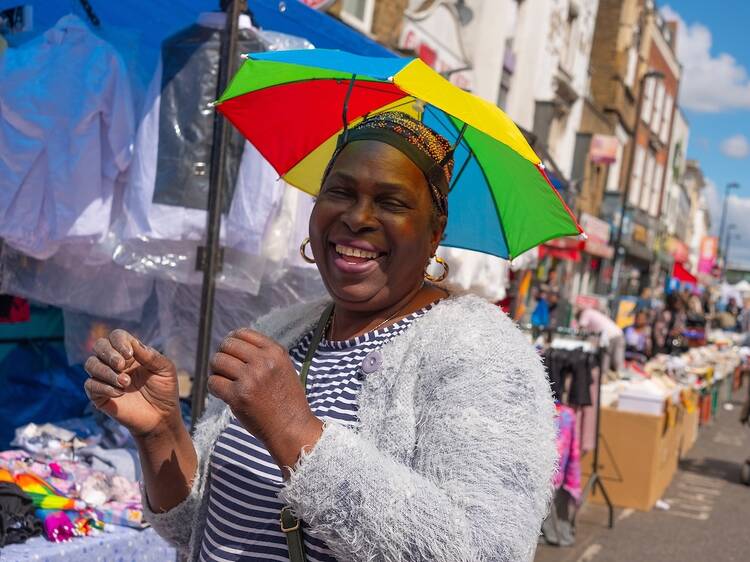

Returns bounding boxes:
[0,14,134,259]
[118,13,314,277]
[544,348,595,406]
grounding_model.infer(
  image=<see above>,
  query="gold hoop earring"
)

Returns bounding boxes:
[299,237,316,264]
[424,255,449,283]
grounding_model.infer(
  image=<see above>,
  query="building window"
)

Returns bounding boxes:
[629,145,646,206]
[650,81,664,134]
[641,76,655,124]
[660,94,673,143]
[340,0,375,34]
[497,38,515,109]
[650,163,664,217]
[639,151,655,211]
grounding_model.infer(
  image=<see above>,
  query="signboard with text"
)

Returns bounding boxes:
[398,5,473,91]
[580,213,614,259]
[299,0,336,10]
[589,134,619,164]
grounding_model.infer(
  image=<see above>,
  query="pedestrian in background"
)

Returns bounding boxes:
[575,306,624,374]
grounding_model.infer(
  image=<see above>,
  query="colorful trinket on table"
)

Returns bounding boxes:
[41,510,76,543]
[14,472,86,511]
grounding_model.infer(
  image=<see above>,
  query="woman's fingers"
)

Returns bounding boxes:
[93,337,128,371]
[207,373,232,401]
[109,329,135,361]
[130,339,174,374]
[84,356,131,388]
[209,352,246,381]
[218,335,258,363]
[84,377,125,402]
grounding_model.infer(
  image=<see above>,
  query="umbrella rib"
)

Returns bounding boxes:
[423,105,513,258]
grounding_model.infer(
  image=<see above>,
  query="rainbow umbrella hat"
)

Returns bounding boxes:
[216,49,582,259]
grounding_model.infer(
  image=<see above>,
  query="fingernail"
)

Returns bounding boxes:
[119,374,131,387]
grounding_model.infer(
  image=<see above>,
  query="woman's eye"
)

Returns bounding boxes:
[380,198,407,209]
[324,187,350,198]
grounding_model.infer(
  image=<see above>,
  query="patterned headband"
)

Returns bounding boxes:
[323,111,455,216]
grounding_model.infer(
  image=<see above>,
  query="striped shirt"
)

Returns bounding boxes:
[198,305,432,562]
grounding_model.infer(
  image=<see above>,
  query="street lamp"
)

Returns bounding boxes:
[610,70,665,296]
[722,224,738,279]
[718,181,740,261]
[724,234,741,280]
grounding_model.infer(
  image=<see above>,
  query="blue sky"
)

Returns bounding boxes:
[661,2,750,267]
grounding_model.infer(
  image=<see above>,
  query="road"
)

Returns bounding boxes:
[535,384,750,562]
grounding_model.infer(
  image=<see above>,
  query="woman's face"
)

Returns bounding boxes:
[309,140,445,312]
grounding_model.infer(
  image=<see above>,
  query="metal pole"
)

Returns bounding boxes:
[723,231,738,280]
[717,184,730,261]
[718,182,739,266]
[191,0,246,430]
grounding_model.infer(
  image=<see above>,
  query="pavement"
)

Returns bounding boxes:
[535,384,750,562]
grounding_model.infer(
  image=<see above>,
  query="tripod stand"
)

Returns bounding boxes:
[575,348,614,528]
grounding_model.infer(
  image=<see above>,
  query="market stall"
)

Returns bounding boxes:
[0,0,399,555]
[581,339,748,511]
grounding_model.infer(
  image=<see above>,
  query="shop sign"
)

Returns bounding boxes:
[399,6,473,91]
[615,297,638,329]
[698,236,718,275]
[580,213,614,259]
[589,134,619,164]
[631,224,648,245]
[299,0,336,9]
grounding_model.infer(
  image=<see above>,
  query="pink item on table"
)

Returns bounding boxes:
[43,511,76,542]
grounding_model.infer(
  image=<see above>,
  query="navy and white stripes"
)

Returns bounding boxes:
[198,306,431,562]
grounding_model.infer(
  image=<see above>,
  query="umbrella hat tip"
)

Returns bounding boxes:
[240,53,249,60]
[577,232,588,241]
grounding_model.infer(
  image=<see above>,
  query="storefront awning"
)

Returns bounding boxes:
[540,237,584,262]
[672,261,697,284]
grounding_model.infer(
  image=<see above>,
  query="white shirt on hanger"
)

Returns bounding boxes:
[0,14,135,259]
[118,12,309,258]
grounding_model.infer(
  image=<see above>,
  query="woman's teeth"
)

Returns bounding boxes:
[335,244,379,259]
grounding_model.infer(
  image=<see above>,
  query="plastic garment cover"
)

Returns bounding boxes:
[155,268,326,374]
[62,293,161,367]
[0,14,134,259]
[152,23,266,211]
[0,244,153,323]
[116,16,314,291]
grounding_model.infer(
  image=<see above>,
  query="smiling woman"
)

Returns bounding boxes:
[84,112,556,562]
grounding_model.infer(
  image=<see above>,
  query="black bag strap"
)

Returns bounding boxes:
[281,303,334,562]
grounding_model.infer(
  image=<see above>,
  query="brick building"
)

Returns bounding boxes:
[581,0,681,296]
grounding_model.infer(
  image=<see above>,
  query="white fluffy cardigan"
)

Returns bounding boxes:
[144,293,556,561]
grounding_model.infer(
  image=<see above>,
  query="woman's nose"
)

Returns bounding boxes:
[341,198,378,232]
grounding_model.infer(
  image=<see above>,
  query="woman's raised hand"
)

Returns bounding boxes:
[84,330,181,437]
[208,329,323,473]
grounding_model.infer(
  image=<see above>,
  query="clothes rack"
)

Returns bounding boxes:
[569,333,614,530]
[540,328,614,537]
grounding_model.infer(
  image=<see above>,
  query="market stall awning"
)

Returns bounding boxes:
[672,261,697,284]
[540,237,584,262]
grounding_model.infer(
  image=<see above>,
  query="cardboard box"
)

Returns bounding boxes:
[679,408,699,458]
[581,406,682,511]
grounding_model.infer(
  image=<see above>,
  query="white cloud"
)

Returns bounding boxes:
[661,6,750,112]
[720,134,750,159]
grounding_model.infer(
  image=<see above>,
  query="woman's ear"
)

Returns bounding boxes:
[430,215,447,255]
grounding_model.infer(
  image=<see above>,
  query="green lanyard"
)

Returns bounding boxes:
[281,303,334,562]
